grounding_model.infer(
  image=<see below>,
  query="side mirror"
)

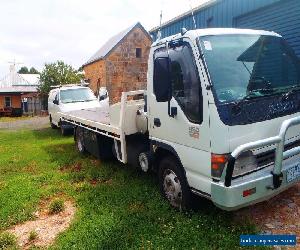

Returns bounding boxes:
[99,88,108,101]
[99,93,107,101]
[153,57,172,102]
[53,100,59,105]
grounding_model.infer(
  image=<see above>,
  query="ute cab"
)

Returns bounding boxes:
[148,28,300,210]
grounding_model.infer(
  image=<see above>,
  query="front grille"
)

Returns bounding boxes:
[256,139,300,167]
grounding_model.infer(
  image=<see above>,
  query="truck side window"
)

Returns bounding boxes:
[169,44,203,123]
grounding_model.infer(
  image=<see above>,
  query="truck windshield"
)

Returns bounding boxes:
[200,34,300,103]
[60,88,97,103]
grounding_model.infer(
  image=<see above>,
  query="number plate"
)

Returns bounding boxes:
[287,164,300,183]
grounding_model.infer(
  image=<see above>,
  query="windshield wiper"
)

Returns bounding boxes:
[281,85,300,100]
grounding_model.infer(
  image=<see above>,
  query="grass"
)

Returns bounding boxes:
[49,199,65,214]
[0,128,258,249]
[28,230,38,241]
[0,232,17,249]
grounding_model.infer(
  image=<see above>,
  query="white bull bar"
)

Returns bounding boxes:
[221,116,300,188]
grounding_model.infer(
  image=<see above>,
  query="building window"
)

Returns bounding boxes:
[5,96,11,107]
[136,48,142,58]
[207,17,213,28]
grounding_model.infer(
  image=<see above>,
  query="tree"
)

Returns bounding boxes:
[18,66,29,74]
[18,66,39,74]
[38,60,84,95]
[29,67,39,74]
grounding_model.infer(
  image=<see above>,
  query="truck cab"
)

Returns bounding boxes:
[148,28,300,210]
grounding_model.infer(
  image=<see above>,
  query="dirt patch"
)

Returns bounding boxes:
[0,116,49,131]
[89,178,113,186]
[128,202,145,212]
[7,199,76,249]
[90,159,100,166]
[60,162,82,172]
[236,183,300,244]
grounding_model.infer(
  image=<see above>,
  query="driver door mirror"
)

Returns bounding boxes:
[99,87,108,101]
[153,57,172,102]
[53,99,59,105]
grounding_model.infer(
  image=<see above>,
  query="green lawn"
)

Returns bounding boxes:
[0,129,258,249]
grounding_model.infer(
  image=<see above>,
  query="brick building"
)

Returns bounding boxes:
[83,22,152,103]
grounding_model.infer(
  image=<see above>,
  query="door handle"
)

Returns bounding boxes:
[154,118,161,127]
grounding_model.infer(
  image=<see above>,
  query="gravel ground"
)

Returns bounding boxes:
[236,183,300,247]
[0,116,49,130]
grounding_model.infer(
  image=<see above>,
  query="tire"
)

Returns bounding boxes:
[75,128,86,154]
[60,125,68,136]
[49,115,57,129]
[158,155,192,210]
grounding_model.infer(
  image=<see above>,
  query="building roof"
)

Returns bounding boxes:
[149,0,218,33]
[83,22,151,66]
[0,66,40,93]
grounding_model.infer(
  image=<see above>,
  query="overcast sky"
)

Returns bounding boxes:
[0,0,208,77]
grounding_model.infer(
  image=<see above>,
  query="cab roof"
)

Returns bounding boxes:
[152,28,281,47]
[50,85,89,92]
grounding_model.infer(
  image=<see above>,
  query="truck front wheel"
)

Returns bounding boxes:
[158,156,192,210]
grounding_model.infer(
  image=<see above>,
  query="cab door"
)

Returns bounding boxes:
[148,38,211,191]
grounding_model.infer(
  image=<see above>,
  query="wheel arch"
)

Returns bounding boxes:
[150,140,186,176]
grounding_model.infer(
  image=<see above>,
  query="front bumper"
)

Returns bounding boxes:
[211,116,300,211]
[212,154,300,210]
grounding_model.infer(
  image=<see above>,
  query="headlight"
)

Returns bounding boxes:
[233,151,258,177]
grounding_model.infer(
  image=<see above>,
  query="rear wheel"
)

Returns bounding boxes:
[158,155,192,210]
[75,128,86,153]
[49,115,57,129]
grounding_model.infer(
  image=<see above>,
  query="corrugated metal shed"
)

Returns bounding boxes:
[150,0,281,39]
[235,0,300,57]
[149,0,300,57]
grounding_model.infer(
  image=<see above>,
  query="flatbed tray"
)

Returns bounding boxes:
[64,106,110,125]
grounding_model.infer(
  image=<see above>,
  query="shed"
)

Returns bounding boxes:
[149,0,300,58]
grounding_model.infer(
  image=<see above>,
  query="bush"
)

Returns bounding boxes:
[0,232,17,249]
[49,199,65,214]
[28,230,38,241]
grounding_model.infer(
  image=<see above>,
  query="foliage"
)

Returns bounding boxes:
[18,66,29,74]
[28,230,38,241]
[49,199,64,214]
[18,66,39,74]
[38,61,83,95]
[0,129,258,249]
[29,67,39,74]
[0,232,17,249]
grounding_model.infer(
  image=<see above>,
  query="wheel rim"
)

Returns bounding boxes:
[138,153,148,172]
[77,136,83,152]
[163,169,182,208]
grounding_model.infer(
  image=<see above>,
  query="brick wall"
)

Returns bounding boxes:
[84,26,151,103]
[83,60,106,96]
[105,27,151,103]
[0,95,21,109]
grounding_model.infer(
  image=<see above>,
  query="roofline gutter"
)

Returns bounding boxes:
[149,0,218,33]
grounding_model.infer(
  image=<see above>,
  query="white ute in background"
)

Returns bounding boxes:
[48,85,108,135]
